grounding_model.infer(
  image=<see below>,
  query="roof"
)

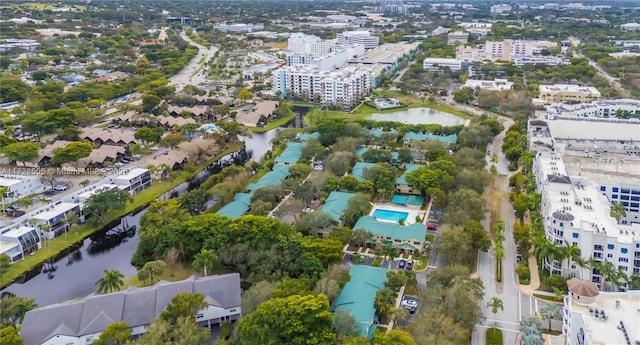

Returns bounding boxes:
[149,150,187,168]
[353,215,427,241]
[351,162,375,180]
[321,191,356,222]
[246,165,289,191]
[274,141,305,165]
[296,132,320,142]
[216,193,252,219]
[391,194,425,207]
[32,203,79,221]
[395,163,424,186]
[20,274,241,345]
[39,140,72,160]
[355,147,369,156]
[82,128,136,145]
[404,132,458,144]
[567,278,599,297]
[331,265,388,339]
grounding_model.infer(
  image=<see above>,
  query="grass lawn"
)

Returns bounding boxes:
[267,42,288,49]
[120,263,234,290]
[0,143,243,289]
[404,284,420,296]
[533,293,563,304]
[542,329,562,336]
[247,112,297,133]
[486,328,503,345]
[413,254,429,271]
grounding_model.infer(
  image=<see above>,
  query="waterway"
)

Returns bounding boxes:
[241,128,280,162]
[0,150,251,306]
[367,107,470,126]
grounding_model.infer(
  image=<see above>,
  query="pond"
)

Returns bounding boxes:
[367,107,470,126]
[240,128,280,162]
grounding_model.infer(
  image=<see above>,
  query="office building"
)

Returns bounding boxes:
[377,0,408,14]
[563,289,640,345]
[423,58,469,71]
[447,31,469,45]
[272,65,371,110]
[490,4,512,14]
[0,175,44,204]
[456,39,558,64]
[337,31,379,51]
[20,274,242,345]
[463,79,513,91]
[539,84,602,104]
[543,99,640,121]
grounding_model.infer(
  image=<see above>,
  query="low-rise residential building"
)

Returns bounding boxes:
[246,165,289,192]
[113,168,152,194]
[539,84,601,104]
[0,226,41,263]
[274,142,305,165]
[563,289,640,345]
[321,191,356,226]
[20,274,242,345]
[0,175,44,203]
[31,202,84,239]
[350,162,376,180]
[613,40,640,48]
[395,164,424,195]
[463,78,513,91]
[620,23,640,31]
[403,132,458,145]
[353,215,427,254]
[216,193,252,219]
[330,265,388,339]
[423,58,469,71]
[82,128,137,147]
[0,39,40,52]
[214,22,264,33]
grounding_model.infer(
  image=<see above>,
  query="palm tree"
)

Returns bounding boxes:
[563,241,581,277]
[539,303,561,332]
[626,273,640,290]
[486,297,504,319]
[599,260,621,291]
[0,186,8,212]
[192,248,217,277]
[374,288,396,318]
[610,201,627,223]
[95,269,125,293]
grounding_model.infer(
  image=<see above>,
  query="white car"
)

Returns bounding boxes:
[150,147,160,151]
[401,299,418,309]
[53,185,67,191]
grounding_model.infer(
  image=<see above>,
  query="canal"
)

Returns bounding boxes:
[0,136,276,306]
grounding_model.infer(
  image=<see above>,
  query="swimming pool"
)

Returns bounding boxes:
[373,209,409,223]
[200,124,219,132]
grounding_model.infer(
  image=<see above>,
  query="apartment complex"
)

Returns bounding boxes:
[337,31,379,51]
[0,226,41,263]
[456,39,558,64]
[563,290,640,345]
[539,84,602,104]
[620,23,640,32]
[544,98,640,120]
[463,78,513,91]
[0,175,44,204]
[423,58,469,71]
[272,64,371,110]
[286,33,366,72]
[533,151,640,286]
[459,22,493,36]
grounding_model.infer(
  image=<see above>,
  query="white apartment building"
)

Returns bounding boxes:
[544,99,640,120]
[510,55,563,67]
[337,31,379,51]
[533,151,640,286]
[423,58,469,71]
[0,226,41,263]
[463,78,513,91]
[272,65,371,110]
[456,39,558,64]
[288,33,336,54]
[0,174,44,204]
[621,23,640,32]
[286,33,366,71]
[490,4,512,14]
[539,84,602,104]
[32,202,84,239]
[213,23,264,33]
[563,290,640,345]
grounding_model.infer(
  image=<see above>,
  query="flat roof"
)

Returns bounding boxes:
[0,241,19,253]
[115,168,149,181]
[567,291,640,345]
[349,42,419,65]
[32,202,79,221]
[0,177,22,187]
[3,226,37,238]
[547,119,640,142]
[563,158,640,186]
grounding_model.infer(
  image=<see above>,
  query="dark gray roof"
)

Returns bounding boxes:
[20,274,241,345]
[547,174,571,184]
[553,210,575,221]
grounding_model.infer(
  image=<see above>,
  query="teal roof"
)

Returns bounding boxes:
[321,191,356,222]
[391,151,399,160]
[391,194,425,207]
[353,215,427,241]
[246,165,289,191]
[369,128,397,138]
[296,132,320,142]
[331,265,388,339]
[216,193,252,219]
[275,141,305,165]
[404,132,458,144]
[351,162,375,180]
[355,147,369,156]
[398,243,418,250]
[395,163,424,185]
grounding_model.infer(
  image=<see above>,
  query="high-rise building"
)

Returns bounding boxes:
[337,31,379,51]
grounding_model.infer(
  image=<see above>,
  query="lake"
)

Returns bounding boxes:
[367,107,470,126]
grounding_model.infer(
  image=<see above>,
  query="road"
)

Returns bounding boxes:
[174,30,218,91]
[569,38,629,97]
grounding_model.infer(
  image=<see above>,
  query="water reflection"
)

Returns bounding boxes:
[367,107,470,126]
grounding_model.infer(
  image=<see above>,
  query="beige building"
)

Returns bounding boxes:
[539,84,601,104]
[456,39,558,62]
[447,31,469,45]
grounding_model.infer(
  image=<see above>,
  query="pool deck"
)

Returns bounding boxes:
[369,204,426,225]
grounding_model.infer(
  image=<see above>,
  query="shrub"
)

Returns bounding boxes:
[371,256,383,267]
[486,328,503,345]
[220,322,231,339]
[516,263,530,280]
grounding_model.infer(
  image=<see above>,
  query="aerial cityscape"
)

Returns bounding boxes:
[0,1,639,344]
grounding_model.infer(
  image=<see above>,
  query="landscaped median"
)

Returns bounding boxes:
[0,142,243,288]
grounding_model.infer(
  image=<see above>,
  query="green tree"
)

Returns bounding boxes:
[0,326,24,345]
[385,270,408,292]
[234,294,335,345]
[540,303,561,332]
[453,87,475,104]
[464,220,491,252]
[84,188,132,225]
[610,201,627,223]
[342,193,372,228]
[2,142,40,166]
[0,295,37,328]
[160,133,184,148]
[374,288,396,318]
[142,260,166,285]
[137,268,150,285]
[241,280,278,315]
[95,269,125,293]
[333,310,360,338]
[142,93,161,112]
[192,248,217,277]
[272,278,312,298]
[93,321,131,345]
[134,127,161,146]
[373,330,417,345]
[56,126,82,141]
[134,316,209,345]
[51,141,93,169]
[0,254,10,276]
[486,297,504,319]
[160,293,208,325]
[178,189,211,216]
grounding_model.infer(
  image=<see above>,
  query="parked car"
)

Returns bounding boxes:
[54,185,67,191]
[401,299,417,308]
[3,205,19,213]
[405,260,414,270]
[427,223,437,230]
[150,147,160,151]
[398,259,406,269]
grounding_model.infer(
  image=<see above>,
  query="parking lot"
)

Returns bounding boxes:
[342,253,416,271]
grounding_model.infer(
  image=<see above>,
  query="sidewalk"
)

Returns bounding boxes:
[519,255,541,296]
